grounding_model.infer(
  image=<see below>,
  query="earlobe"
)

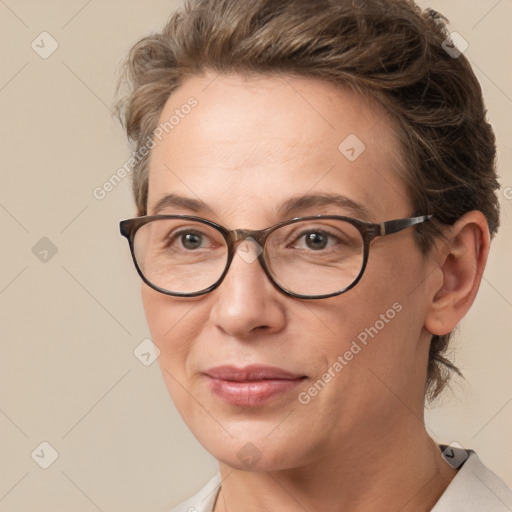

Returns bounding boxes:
[424,211,490,336]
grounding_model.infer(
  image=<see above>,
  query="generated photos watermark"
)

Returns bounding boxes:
[298,301,403,405]
[93,97,198,201]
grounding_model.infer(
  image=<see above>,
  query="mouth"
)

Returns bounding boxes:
[204,365,307,406]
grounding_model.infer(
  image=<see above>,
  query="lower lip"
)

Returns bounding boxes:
[206,377,304,406]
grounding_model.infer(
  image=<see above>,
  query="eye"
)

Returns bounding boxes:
[180,231,204,250]
[302,231,330,250]
[292,229,339,251]
[165,229,215,251]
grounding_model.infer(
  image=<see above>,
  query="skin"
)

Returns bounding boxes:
[140,73,490,512]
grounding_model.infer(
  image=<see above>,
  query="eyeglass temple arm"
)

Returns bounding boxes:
[379,215,433,236]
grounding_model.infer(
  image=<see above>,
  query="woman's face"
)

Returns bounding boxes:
[142,73,437,471]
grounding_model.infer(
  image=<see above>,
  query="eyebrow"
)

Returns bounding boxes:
[275,193,372,221]
[150,192,372,220]
[151,194,210,215]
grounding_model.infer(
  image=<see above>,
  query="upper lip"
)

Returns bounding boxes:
[204,365,305,381]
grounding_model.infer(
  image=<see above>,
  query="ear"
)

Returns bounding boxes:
[424,211,491,336]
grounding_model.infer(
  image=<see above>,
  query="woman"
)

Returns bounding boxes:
[117,0,512,510]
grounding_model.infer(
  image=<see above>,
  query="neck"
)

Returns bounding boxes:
[213,421,457,512]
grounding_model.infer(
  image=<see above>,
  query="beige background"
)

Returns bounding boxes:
[1,1,511,511]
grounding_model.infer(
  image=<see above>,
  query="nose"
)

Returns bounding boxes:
[209,238,287,339]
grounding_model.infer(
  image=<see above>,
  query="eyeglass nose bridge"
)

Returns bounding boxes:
[222,229,282,295]
[226,229,272,271]
[230,228,271,247]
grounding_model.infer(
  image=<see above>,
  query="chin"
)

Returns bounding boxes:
[189,423,312,473]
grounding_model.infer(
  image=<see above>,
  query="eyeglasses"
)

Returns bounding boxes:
[119,214,432,299]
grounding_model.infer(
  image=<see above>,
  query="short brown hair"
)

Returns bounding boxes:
[115,0,500,401]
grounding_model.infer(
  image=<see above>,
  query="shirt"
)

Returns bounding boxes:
[170,449,512,511]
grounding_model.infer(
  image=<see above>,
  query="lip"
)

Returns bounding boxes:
[204,365,306,406]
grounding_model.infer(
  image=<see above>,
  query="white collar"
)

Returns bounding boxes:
[170,450,512,511]
[432,449,512,511]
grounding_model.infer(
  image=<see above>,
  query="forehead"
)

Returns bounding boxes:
[147,73,410,225]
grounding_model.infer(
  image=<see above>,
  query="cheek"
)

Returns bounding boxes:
[141,285,198,370]
[337,245,430,384]
[300,296,418,431]
[141,286,172,346]
[319,245,425,361]
[141,287,206,419]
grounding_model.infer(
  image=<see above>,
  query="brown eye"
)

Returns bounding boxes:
[304,232,328,250]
